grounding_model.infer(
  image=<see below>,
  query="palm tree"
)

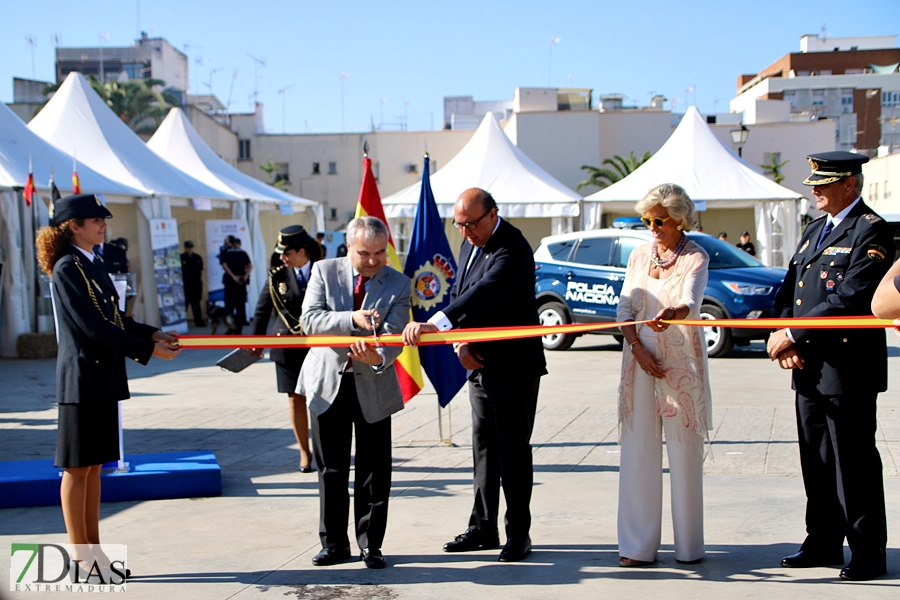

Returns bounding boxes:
[760,153,789,184]
[36,76,179,135]
[576,151,652,191]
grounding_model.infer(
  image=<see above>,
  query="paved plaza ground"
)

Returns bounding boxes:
[1,331,899,599]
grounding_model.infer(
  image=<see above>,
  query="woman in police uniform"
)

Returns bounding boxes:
[36,194,180,558]
[250,225,322,472]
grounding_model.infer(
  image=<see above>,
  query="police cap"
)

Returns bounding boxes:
[275,225,314,254]
[49,193,113,226]
[803,151,869,186]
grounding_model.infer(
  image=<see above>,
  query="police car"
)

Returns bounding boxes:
[534,228,787,357]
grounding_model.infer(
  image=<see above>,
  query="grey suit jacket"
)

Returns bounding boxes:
[297,257,412,423]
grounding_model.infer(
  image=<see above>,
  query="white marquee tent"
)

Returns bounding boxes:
[147,108,324,300]
[383,113,580,228]
[584,106,805,267]
[0,102,144,356]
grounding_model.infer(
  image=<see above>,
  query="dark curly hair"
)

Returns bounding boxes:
[36,219,83,276]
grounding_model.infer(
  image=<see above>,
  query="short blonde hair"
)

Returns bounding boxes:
[634,183,697,231]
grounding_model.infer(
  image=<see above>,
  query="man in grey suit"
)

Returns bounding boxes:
[297,216,411,569]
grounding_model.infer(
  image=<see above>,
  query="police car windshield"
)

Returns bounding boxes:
[688,233,762,269]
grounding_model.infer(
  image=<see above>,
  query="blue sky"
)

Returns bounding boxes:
[2,1,897,134]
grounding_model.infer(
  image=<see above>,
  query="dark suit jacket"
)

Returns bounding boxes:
[775,200,894,395]
[52,247,157,405]
[443,219,546,376]
[101,243,128,274]
[250,264,308,364]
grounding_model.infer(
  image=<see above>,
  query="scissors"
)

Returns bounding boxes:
[370,313,380,348]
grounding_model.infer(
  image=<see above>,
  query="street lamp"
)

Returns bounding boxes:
[731,123,749,157]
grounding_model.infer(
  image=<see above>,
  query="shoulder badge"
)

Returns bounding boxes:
[799,239,810,253]
[867,244,887,262]
[864,213,883,223]
[277,282,288,295]
[412,253,456,311]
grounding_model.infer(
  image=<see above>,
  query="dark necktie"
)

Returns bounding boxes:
[296,268,306,290]
[816,219,834,250]
[353,275,369,311]
[92,254,105,270]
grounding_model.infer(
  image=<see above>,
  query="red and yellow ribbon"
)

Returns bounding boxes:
[175,317,895,350]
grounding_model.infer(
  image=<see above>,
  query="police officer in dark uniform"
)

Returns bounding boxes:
[35,194,180,573]
[181,240,205,326]
[767,151,893,581]
[250,225,322,472]
[221,238,252,334]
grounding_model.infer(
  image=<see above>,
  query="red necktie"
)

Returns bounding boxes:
[354,275,369,311]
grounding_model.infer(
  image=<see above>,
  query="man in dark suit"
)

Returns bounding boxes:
[297,216,412,569]
[220,238,252,334]
[767,151,893,581]
[403,188,546,562]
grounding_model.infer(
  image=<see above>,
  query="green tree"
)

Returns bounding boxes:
[760,153,789,184]
[576,151,652,191]
[36,76,179,135]
[259,157,290,191]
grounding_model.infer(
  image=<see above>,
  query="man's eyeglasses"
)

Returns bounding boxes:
[453,208,494,230]
[640,215,672,228]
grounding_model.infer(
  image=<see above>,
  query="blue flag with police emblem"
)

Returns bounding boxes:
[403,154,467,407]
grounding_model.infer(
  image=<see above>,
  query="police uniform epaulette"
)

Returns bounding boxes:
[809,213,827,223]
[269,264,286,275]
[863,213,883,224]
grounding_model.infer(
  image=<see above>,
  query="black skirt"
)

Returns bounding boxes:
[274,347,310,394]
[54,402,120,468]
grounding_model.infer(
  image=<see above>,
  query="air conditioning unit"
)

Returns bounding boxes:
[406,163,418,174]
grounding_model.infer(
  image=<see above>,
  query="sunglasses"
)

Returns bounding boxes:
[453,208,494,231]
[640,215,672,228]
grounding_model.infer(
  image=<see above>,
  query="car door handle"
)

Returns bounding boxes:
[566,271,575,279]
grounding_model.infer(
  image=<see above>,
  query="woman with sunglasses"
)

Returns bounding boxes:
[615,183,712,568]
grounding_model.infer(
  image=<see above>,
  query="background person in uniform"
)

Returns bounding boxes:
[767,151,893,582]
[36,194,180,574]
[316,232,327,258]
[250,226,322,473]
[736,231,756,256]
[717,231,728,242]
[181,241,205,326]
[220,237,252,334]
[297,216,411,569]
[403,188,546,563]
[615,184,711,567]
[872,257,900,337]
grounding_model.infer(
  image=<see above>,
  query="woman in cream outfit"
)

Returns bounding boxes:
[616,183,712,567]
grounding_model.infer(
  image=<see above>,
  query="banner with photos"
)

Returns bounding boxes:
[150,219,188,333]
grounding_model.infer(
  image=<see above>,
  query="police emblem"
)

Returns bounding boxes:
[836,273,843,281]
[94,195,102,206]
[278,282,288,295]
[867,244,886,262]
[826,280,835,291]
[820,270,828,279]
[799,239,809,253]
[411,253,456,311]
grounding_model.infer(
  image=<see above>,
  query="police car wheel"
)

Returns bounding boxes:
[700,305,734,358]
[538,301,576,351]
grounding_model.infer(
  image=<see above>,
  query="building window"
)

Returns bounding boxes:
[238,139,251,161]
[274,163,290,186]
[328,161,337,175]
[312,162,320,175]
[372,162,380,181]
[329,207,338,220]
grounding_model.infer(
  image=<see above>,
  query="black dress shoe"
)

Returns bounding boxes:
[298,463,314,473]
[311,546,351,566]
[840,556,887,581]
[781,549,844,568]
[443,527,501,553]
[498,538,532,562]
[360,547,386,569]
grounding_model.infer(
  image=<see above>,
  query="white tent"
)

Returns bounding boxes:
[584,107,804,268]
[146,108,325,301]
[383,113,580,224]
[28,72,233,202]
[0,102,145,356]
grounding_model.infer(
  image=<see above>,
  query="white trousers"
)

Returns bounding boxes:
[617,331,705,563]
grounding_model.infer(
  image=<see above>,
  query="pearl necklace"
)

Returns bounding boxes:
[650,234,687,269]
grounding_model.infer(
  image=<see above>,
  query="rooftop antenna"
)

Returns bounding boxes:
[247,53,266,105]
[340,72,348,132]
[98,31,111,83]
[52,33,62,48]
[278,84,295,134]
[25,35,36,79]
[203,67,224,99]
[225,68,238,110]
[548,36,561,87]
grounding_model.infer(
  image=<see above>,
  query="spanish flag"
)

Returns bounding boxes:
[354,156,424,402]
[24,172,35,207]
[72,157,81,194]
